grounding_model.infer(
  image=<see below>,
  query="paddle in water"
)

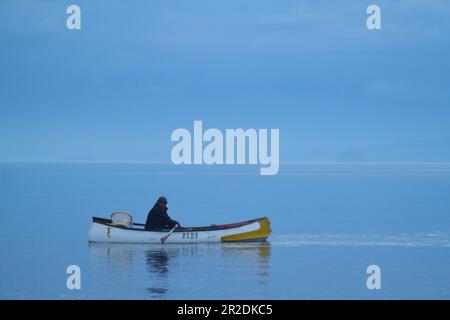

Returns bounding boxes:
[161,224,179,244]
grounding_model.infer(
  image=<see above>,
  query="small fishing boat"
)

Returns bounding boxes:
[88,213,271,244]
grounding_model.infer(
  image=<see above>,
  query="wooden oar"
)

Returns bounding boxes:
[161,224,179,244]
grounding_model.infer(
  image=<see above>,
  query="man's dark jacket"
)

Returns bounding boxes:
[145,204,179,230]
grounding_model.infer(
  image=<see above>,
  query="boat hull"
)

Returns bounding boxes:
[88,217,271,244]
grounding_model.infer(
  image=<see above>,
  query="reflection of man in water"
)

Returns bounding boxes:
[145,196,181,230]
[145,248,170,296]
[146,250,169,274]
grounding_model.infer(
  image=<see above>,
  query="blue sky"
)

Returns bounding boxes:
[1,0,450,162]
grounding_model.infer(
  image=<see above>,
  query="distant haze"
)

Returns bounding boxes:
[1,1,449,162]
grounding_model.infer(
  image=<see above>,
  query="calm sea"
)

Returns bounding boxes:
[0,163,449,299]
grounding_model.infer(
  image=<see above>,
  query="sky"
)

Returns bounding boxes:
[1,0,450,162]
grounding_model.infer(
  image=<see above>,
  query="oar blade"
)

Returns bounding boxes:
[160,224,178,244]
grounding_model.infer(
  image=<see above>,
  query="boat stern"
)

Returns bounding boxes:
[221,217,271,242]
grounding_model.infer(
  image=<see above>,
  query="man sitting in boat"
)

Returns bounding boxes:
[145,196,181,230]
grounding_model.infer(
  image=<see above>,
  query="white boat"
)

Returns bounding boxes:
[88,215,271,244]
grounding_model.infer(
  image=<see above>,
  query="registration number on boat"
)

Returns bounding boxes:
[181,232,198,240]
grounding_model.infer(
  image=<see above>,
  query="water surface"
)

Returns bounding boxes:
[0,163,449,299]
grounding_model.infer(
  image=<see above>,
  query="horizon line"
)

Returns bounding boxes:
[1,160,450,165]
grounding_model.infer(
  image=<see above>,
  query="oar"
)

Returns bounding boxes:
[161,224,179,244]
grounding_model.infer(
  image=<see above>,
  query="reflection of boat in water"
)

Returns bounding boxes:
[220,243,271,282]
[88,242,271,298]
[88,243,179,297]
[221,242,271,259]
[88,216,271,243]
